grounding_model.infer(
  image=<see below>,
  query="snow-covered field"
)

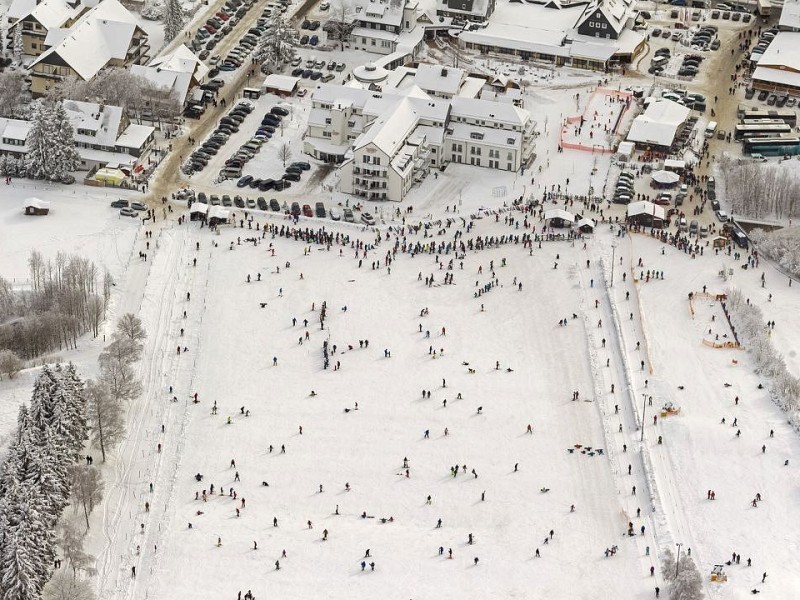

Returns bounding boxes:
[75,194,800,600]
[0,183,141,284]
[0,183,141,446]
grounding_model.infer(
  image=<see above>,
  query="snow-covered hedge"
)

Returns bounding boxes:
[726,288,800,431]
[748,227,800,280]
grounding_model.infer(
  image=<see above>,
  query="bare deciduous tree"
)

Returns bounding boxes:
[0,72,26,118]
[42,571,96,600]
[279,142,293,167]
[57,520,94,576]
[85,380,125,463]
[68,466,104,530]
[115,314,146,346]
[0,349,23,380]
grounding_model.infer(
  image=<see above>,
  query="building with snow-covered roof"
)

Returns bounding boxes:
[626,99,690,150]
[131,45,209,106]
[352,0,425,56]
[7,0,91,57]
[413,64,466,98]
[305,78,535,201]
[30,0,149,96]
[575,0,635,40]
[0,100,154,173]
[751,32,800,96]
[455,0,643,71]
[779,0,800,31]
[436,0,495,23]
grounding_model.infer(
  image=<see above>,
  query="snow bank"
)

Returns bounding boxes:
[725,287,800,432]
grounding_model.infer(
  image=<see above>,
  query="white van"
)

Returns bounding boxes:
[705,121,718,138]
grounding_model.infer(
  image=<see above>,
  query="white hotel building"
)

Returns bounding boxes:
[304,64,535,202]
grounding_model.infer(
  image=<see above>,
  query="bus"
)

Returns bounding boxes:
[757,0,771,17]
[741,109,797,126]
[730,227,749,249]
[743,135,800,156]
[734,122,792,140]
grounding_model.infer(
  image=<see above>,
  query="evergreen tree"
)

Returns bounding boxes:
[1,525,42,600]
[163,0,185,43]
[48,103,81,179]
[29,365,59,430]
[24,102,53,180]
[60,364,88,458]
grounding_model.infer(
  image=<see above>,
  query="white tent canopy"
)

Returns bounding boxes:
[651,170,680,185]
[617,141,634,157]
[190,203,208,214]
[544,208,575,223]
[576,217,595,230]
[627,200,665,220]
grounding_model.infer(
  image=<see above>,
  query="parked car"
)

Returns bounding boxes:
[238,175,253,187]
[302,204,313,217]
[343,207,354,222]
[269,198,281,211]
[110,199,129,208]
[120,207,137,217]
[291,201,301,216]
[315,201,326,217]
[360,212,375,225]
[130,202,147,211]
[329,207,340,221]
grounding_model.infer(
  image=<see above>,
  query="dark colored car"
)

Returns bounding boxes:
[283,172,301,182]
[237,175,253,187]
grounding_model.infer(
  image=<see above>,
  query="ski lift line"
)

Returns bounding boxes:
[582,249,665,572]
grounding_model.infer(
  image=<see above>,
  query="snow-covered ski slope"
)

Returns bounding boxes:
[90,207,800,600]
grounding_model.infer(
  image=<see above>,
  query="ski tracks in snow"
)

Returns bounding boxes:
[95,226,206,600]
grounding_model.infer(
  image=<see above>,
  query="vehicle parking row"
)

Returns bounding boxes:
[183,101,255,175]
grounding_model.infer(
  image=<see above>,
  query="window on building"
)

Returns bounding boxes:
[507,138,514,145]
[323,131,332,138]
[325,118,332,124]
[470,132,483,140]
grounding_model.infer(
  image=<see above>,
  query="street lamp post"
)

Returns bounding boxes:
[676,543,683,580]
